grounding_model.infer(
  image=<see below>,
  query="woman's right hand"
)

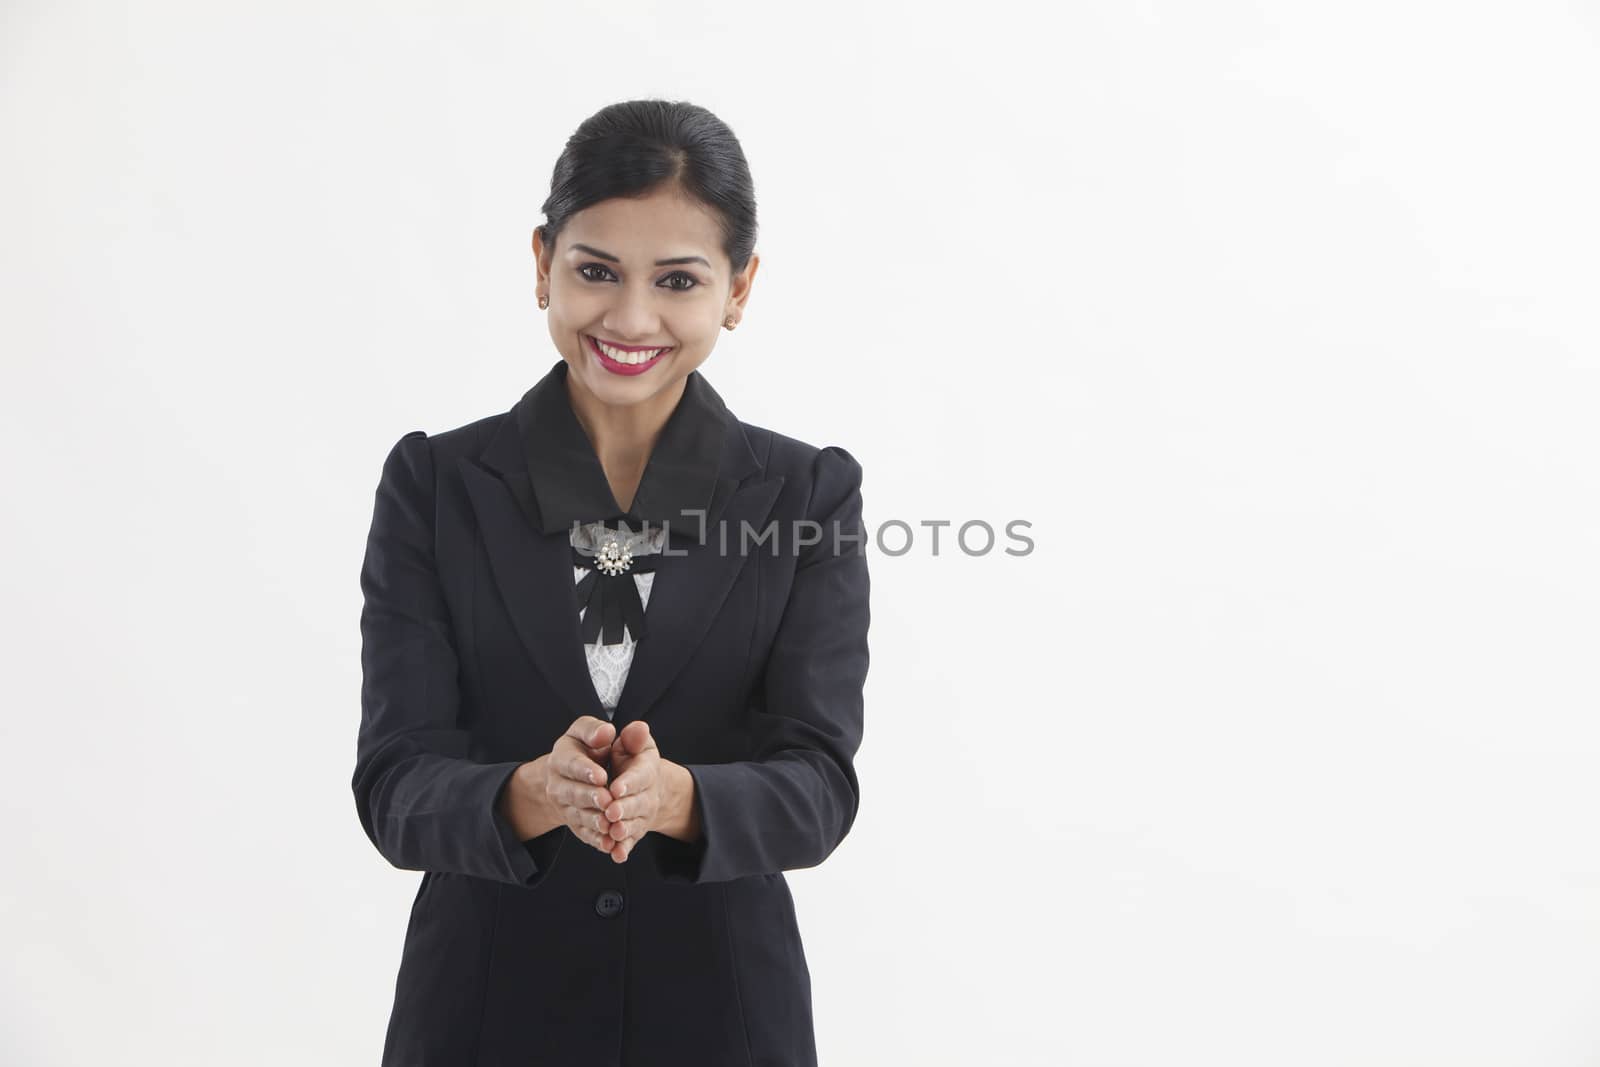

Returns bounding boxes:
[499,716,621,854]
[539,715,621,854]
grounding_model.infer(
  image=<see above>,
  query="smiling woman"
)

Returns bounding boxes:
[533,106,760,448]
[353,98,870,1067]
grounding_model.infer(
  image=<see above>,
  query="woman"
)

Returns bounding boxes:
[353,99,871,1067]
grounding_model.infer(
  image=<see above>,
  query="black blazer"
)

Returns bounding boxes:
[353,361,871,1067]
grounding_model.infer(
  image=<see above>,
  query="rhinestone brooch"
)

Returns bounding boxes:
[592,537,634,577]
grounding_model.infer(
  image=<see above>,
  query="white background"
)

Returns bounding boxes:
[4,2,1598,1064]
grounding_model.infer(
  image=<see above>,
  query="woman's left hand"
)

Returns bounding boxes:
[602,721,668,863]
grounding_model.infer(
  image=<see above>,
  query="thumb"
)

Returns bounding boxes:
[618,719,654,755]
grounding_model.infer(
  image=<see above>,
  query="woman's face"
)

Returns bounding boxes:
[534,184,757,415]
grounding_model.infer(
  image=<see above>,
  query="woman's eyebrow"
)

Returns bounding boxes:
[569,242,711,268]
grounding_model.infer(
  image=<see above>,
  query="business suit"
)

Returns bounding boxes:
[354,359,871,1066]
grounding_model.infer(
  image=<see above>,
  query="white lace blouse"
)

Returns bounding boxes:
[569,518,667,719]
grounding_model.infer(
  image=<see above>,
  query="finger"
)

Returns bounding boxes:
[565,716,616,752]
[606,816,648,841]
[553,779,614,811]
[609,758,657,800]
[602,792,651,822]
[604,832,635,863]
[552,738,609,786]
[574,824,614,853]
[616,720,657,757]
[567,807,615,837]
[563,753,608,787]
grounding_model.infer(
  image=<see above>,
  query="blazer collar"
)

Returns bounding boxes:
[479,359,760,546]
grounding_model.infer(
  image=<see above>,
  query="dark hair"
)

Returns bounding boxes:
[537,99,759,278]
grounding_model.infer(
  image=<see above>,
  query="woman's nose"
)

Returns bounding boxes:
[603,283,663,340]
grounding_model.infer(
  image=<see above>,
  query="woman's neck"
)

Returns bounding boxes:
[565,374,688,514]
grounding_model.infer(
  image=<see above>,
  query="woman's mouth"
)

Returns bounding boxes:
[586,334,672,376]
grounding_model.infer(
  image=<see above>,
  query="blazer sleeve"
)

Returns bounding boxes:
[655,445,871,885]
[353,430,564,887]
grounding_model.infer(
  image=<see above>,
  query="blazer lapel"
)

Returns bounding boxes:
[460,451,606,724]
[610,470,783,728]
[458,391,782,731]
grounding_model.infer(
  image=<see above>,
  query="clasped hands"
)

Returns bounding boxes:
[502,715,695,865]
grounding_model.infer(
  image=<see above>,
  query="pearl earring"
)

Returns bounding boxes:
[724,316,737,330]
[538,295,549,310]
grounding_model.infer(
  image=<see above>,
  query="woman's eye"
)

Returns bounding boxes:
[661,272,698,292]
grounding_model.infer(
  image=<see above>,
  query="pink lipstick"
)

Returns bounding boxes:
[586,334,671,376]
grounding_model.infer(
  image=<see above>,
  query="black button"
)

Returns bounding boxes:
[594,889,625,919]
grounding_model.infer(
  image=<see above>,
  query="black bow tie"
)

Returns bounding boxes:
[571,543,663,646]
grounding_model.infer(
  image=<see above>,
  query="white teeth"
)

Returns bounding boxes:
[593,337,667,364]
